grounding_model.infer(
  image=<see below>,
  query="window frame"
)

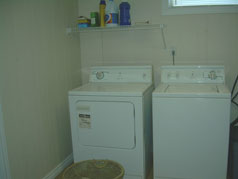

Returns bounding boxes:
[162,0,238,15]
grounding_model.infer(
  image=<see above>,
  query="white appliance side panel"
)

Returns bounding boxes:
[73,100,135,149]
[153,97,230,179]
[0,103,11,179]
[142,86,154,179]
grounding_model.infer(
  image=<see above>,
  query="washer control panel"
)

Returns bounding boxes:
[90,66,152,83]
[161,66,225,83]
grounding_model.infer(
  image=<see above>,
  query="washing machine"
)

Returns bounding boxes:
[153,66,231,179]
[69,66,154,179]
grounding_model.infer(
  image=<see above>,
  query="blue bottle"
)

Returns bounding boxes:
[119,2,131,26]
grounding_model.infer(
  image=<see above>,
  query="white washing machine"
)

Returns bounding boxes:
[69,66,154,179]
[153,66,231,179]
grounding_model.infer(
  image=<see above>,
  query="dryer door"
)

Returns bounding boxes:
[74,100,135,149]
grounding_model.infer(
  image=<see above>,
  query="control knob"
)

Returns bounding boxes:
[209,71,217,80]
[96,71,104,80]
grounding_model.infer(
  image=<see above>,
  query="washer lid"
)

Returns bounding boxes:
[69,82,153,97]
[153,84,230,98]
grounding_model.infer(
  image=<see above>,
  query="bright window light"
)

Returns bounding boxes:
[171,0,238,7]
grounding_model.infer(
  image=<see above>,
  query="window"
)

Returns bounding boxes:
[162,0,238,15]
[171,0,238,7]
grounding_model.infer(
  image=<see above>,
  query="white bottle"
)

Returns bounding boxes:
[105,0,119,27]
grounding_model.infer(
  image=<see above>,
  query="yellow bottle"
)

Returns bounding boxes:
[99,0,106,27]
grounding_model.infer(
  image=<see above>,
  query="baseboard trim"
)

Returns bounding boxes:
[42,153,73,179]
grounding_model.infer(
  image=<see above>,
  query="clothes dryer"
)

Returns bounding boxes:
[153,66,231,179]
[69,66,154,179]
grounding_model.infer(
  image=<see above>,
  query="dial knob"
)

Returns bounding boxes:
[96,71,104,80]
[209,71,217,80]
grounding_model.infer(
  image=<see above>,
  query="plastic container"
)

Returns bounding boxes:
[90,12,99,27]
[78,23,90,28]
[105,0,119,27]
[63,160,124,179]
[119,1,131,26]
[99,0,106,27]
[77,16,91,28]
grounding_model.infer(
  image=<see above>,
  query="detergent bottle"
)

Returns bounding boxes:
[99,0,106,27]
[119,1,131,25]
[105,0,119,27]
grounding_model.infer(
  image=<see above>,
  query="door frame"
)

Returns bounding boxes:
[0,102,11,179]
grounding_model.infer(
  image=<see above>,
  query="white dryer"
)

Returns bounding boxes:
[69,66,154,179]
[153,66,231,179]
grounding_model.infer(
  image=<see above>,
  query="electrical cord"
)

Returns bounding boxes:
[172,50,175,65]
[161,27,167,49]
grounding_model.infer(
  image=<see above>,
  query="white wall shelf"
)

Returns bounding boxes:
[66,23,167,49]
[67,24,165,33]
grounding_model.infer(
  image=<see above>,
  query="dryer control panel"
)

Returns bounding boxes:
[90,66,152,83]
[161,66,225,84]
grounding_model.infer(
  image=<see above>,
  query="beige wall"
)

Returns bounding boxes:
[0,0,81,178]
[0,1,237,178]
[78,0,238,120]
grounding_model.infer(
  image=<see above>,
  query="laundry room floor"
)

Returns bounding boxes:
[55,164,153,179]
[56,165,231,179]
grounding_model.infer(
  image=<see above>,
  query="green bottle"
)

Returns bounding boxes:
[90,12,99,27]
